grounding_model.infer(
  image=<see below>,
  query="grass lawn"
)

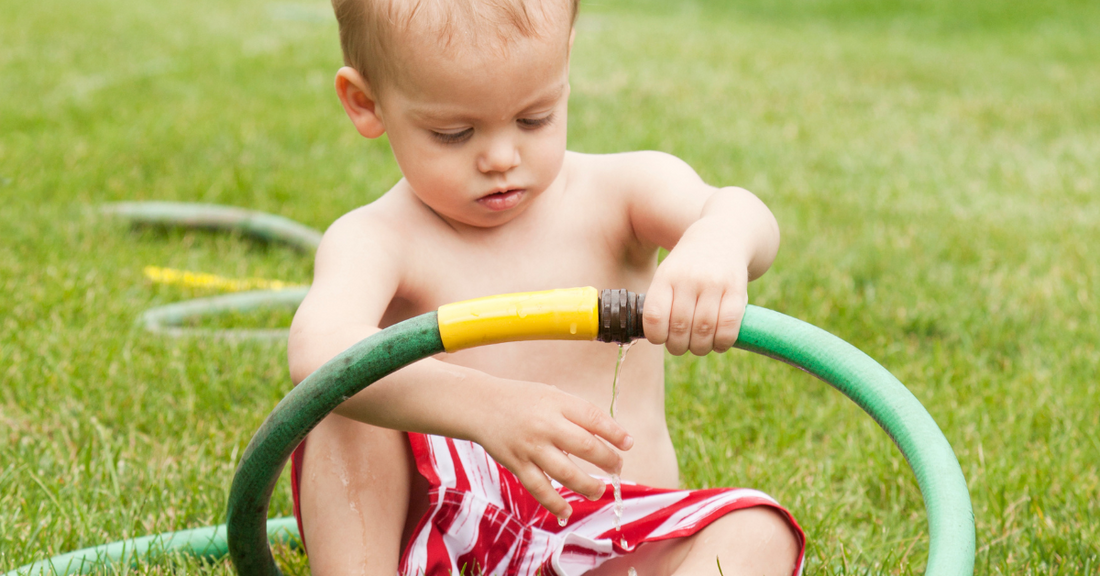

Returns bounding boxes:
[2,0,1098,573]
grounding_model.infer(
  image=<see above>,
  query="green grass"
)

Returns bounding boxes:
[2,0,1098,573]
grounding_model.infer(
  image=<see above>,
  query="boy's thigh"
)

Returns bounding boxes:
[298,414,425,576]
[585,507,799,576]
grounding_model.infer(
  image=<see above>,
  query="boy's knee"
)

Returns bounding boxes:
[734,506,799,547]
[743,505,796,543]
[727,507,800,572]
[677,507,799,576]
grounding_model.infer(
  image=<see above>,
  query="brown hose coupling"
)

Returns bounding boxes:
[597,289,645,343]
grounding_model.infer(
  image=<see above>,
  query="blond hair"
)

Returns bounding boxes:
[332,0,578,90]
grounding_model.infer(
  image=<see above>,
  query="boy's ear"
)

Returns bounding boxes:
[335,66,385,139]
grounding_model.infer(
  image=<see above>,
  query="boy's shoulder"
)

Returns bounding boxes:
[310,179,440,290]
[568,150,713,226]
[569,150,716,255]
[569,150,703,191]
[322,179,436,244]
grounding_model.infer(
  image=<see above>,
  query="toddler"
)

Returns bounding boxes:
[288,0,804,574]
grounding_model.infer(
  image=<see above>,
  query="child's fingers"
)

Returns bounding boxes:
[563,400,634,453]
[557,426,623,479]
[687,289,723,356]
[539,448,608,502]
[642,280,673,344]
[514,463,573,520]
[664,289,697,356]
[713,291,746,352]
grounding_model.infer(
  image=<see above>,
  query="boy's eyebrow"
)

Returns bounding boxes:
[518,83,566,112]
[407,107,472,124]
[409,83,566,124]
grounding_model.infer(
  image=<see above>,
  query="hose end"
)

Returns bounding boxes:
[597,289,645,343]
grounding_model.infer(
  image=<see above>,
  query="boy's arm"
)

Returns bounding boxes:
[287,210,632,521]
[618,151,780,356]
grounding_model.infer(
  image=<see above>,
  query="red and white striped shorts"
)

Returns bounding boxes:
[292,433,805,576]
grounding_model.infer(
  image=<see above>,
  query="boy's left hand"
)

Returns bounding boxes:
[639,186,779,356]
[642,216,751,356]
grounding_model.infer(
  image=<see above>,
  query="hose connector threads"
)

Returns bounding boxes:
[598,289,645,343]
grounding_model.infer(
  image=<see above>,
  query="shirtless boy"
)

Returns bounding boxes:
[287,0,803,574]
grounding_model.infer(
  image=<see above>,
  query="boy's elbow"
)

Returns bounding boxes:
[288,357,312,386]
[286,336,312,385]
[715,186,778,281]
[286,320,324,385]
[748,207,780,281]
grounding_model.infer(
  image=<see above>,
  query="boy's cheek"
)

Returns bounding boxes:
[393,145,462,188]
[527,131,568,183]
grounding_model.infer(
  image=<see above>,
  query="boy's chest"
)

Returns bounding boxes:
[399,210,654,312]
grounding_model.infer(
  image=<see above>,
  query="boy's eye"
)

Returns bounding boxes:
[431,128,473,144]
[517,114,555,130]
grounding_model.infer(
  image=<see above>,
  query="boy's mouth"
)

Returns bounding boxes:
[478,189,525,211]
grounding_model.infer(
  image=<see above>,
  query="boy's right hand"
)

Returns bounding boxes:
[468,379,634,522]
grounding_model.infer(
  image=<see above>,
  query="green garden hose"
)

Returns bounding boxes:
[138,288,310,340]
[5,519,299,576]
[7,207,974,575]
[225,290,974,576]
[7,293,974,576]
[102,202,322,253]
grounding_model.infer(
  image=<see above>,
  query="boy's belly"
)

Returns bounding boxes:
[571,413,680,490]
[441,337,681,490]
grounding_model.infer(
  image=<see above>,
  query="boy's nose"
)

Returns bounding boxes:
[477,138,521,174]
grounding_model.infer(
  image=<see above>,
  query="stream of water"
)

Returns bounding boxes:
[609,341,637,574]
[608,341,635,532]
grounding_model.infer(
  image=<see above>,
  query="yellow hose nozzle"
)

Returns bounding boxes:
[436,287,645,352]
[437,287,600,352]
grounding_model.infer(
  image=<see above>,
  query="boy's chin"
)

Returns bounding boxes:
[444,206,530,230]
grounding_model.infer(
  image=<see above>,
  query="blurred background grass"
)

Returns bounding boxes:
[1,0,1098,573]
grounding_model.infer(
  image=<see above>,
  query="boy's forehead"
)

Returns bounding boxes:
[393,36,570,121]
[383,10,573,110]
[385,0,574,60]
[385,0,573,34]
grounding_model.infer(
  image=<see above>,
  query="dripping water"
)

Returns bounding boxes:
[609,341,634,418]
[609,341,634,532]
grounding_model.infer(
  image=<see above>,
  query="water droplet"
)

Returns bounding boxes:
[569,322,577,334]
[627,567,637,576]
[557,516,568,527]
[518,307,528,318]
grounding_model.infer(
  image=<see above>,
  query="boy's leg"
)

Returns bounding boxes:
[586,507,800,576]
[297,414,427,576]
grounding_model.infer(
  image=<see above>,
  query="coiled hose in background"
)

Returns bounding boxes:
[104,201,319,340]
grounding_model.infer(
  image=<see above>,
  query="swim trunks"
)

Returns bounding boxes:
[291,434,805,576]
